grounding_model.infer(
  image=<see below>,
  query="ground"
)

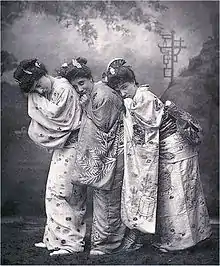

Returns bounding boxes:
[1,217,219,265]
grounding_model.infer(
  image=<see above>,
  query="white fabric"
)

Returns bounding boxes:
[28,77,81,149]
[121,86,211,250]
[43,147,87,252]
[27,77,86,252]
[157,132,212,250]
[121,87,164,234]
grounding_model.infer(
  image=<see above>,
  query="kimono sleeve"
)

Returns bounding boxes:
[29,88,69,119]
[88,89,122,133]
[131,89,164,129]
[28,85,81,132]
[27,82,81,149]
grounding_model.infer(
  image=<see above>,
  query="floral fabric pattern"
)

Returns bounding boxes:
[121,87,164,234]
[156,132,212,250]
[28,77,81,149]
[74,82,124,190]
[74,116,120,189]
[121,86,211,250]
[43,147,87,252]
[166,101,203,146]
[74,82,126,253]
[91,135,126,253]
[27,77,86,251]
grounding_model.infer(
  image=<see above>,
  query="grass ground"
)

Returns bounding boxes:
[1,216,219,265]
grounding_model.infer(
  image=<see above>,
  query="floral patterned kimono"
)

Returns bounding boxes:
[28,77,87,252]
[121,85,211,251]
[74,81,126,254]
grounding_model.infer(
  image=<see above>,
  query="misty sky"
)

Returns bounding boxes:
[2,1,217,96]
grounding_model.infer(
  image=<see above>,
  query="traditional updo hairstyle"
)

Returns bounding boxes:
[13,58,48,93]
[104,58,138,90]
[58,57,93,82]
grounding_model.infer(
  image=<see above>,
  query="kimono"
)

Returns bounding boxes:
[121,85,211,251]
[75,81,126,254]
[28,77,87,252]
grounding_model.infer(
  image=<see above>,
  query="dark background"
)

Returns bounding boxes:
[1,0,219,219]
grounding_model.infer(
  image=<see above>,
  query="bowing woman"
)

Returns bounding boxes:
[13,59,87,256]
[59,57,126,255]
[104,58,212,252]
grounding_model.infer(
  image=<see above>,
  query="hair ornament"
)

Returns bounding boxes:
[109,67,116,75]
[61,62,68,68]
[72,58,82,68]
[140,83,150,88]
[14,78,22,84]
[35,61,41,68]
[107,58,126,71]
[23,69,33,75]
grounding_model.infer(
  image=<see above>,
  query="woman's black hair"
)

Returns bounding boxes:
[13,58,48,93]
[59,57,92,82]
[106,65,138,90]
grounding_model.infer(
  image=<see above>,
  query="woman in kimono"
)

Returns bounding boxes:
[104,58,212,252]
[59,57,126,255]
[13,59,87,256]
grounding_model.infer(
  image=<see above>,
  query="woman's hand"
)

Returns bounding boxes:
[80,94,89,109]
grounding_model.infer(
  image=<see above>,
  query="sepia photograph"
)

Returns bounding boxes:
[1,0,219,265]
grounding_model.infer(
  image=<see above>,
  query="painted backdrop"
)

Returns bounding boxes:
[1,1,219,217]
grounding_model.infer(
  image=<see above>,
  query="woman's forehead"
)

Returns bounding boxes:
[119,82,129,90]
[71,77,87,83]
[36,76,46,84]
[30,76,44,91]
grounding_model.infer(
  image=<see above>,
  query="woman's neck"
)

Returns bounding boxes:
[47,75,56,99]
[48,75,55,88]
[38,75,54,100]
[131,84,138,99]
[87,81,94,96]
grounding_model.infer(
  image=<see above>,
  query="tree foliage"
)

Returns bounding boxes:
[1,50,18,75]
[1,1,168,46]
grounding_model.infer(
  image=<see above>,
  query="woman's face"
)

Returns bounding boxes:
[70,77,93,96]
[32,75,52,96]
[118,82,137,99]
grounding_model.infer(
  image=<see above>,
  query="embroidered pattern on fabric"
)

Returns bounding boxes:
[76,122,120,186]
[154,97,163,111]
[166,102,203,146]
[132,124,145,145]
[77,148,116,184]
[64,131,78,147]
[158,164,174,195]
[160,151,175,160]
[137,195,156,219]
